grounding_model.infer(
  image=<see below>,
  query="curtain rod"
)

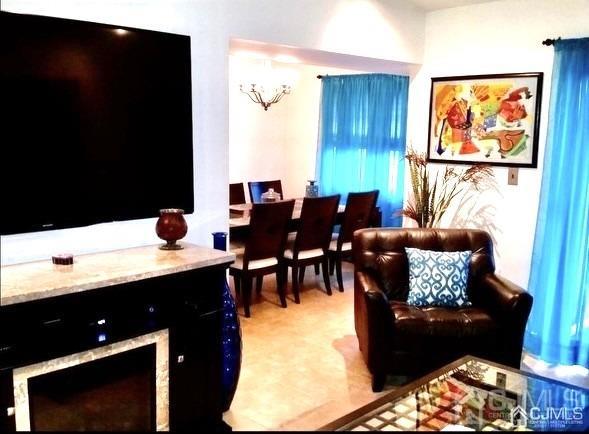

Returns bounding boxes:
[542,37,561,46]
[317,75,325,79]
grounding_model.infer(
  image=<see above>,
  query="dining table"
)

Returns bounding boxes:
[229,198,381,240]
[229,198,345,239]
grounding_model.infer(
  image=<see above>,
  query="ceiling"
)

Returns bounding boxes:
[230,1,503,72]
[407,0,497,11]
[230,38,422,76]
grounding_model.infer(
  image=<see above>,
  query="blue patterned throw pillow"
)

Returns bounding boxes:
[405,248,472,307]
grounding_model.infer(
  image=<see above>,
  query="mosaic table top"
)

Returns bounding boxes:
[321,356,588,432]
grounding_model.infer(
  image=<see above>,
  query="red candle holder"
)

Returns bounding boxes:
[156,208,188,250]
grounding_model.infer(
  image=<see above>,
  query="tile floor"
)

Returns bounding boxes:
[522,353,589,389]
[222,262,393,431]
[222,261,589,431]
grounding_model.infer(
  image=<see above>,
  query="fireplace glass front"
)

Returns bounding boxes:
[27,344,156,431]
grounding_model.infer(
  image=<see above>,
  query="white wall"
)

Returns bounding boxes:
[1,0,425,265]
[407,0,589,286]
[229,59,368,200]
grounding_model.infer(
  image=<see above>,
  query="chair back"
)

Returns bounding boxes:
[337,190,379,248]
[244,200,295,263]
[294,195,341,253]
[229,182,246,205]
[352,228,495,302]
[248,180,283,203]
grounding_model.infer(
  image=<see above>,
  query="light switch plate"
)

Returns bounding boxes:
[508,167,519,185]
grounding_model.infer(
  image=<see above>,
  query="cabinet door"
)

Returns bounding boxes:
[0,369,16,432]
[169,308,225,430]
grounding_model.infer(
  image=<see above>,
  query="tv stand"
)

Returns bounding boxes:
[0,243,235,431]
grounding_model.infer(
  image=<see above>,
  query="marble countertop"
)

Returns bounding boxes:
[0,243,235,307]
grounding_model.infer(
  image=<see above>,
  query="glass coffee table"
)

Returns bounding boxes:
[320,356,588,432]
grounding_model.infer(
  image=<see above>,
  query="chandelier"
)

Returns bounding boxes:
[239,60,292,111]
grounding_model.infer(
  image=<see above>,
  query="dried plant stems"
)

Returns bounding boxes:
[400,148,495,228]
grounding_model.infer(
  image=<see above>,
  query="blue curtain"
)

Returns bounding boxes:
[316,73,409,226]
[525,38,589,368]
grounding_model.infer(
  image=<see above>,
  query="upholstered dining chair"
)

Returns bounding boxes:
[248,180,283,203]
[282,195,340,303]
[327,190,379,292]
[229,200,295,317]
[229,182,246,205]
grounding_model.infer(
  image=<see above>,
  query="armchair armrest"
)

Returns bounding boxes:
[481,274,533,325]
[354,270,393,385]
[357,271,391,314]
[479,273,533,368]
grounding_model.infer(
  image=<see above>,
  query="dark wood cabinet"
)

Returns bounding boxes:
[0,244,234,431]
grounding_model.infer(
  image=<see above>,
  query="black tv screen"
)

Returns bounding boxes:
[0,12,194,235]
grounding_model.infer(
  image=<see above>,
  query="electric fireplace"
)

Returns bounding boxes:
[0,244,235,431]
[13,330,169,431]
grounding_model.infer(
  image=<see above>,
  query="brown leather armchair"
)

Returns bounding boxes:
[353,228,533,392]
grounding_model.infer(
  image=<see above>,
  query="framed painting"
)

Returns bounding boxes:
[427,72,543,168]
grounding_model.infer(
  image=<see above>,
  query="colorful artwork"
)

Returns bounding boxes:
[427,73,543,167]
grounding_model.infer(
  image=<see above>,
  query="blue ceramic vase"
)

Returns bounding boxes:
[212,232,242,412]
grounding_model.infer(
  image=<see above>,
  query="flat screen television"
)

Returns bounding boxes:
[0,11,194,236]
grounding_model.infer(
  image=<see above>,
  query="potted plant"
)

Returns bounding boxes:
[400,148,495,228]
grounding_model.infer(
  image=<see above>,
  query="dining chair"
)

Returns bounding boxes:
[248,180,283,203]
[282,195,340,304]
[327,190,379,292]
[229,200,295,317]
[229,182,246,205]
